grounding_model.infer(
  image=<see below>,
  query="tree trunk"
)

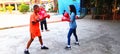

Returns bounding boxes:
[53,0,58,12]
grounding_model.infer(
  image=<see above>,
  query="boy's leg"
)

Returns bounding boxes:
[24,34,34,54]
[38,36,43,45]
[38,36,49,49]
[26,38,34,49]
[26,34,34,49]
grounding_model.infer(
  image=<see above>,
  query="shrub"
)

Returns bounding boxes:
[6,5,14,13]
[0,8,4,12]
[18,4,29,13]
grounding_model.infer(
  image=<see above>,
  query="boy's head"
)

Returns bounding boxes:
[33,5,39,13]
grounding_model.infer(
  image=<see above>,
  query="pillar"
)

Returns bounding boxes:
[15,3,17,11]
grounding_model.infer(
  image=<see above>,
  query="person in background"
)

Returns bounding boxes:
[39,6,50,32]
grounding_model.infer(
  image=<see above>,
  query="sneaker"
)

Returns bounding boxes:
[24,50,30,54]
[41,46,49,49]
[74,42,80,46]
[65,46,71,50]
[41,30,43,32]
[46,30,50,31]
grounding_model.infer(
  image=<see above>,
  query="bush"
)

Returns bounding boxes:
[6,5,14,13]
[0,8,4,12]
[6,5,14,10]
[18,4,29,13]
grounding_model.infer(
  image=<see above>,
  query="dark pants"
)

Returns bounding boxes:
[67,28,78,45]
[40,20,48,30]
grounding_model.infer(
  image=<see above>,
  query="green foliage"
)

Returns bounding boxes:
[6,5,14,10]
[6,5,14,13]
[90,0,96,5]
[0,8,4,11]
[18,4,29,13]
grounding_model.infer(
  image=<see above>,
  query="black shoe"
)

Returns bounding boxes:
[41,46,49,49]
[74,42,80,46]
[24,50,30,54]
[65,46,71,50]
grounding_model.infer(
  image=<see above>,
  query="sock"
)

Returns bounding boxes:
[41,45,44,47]
[76,42,79,43]
[25,49,28,51]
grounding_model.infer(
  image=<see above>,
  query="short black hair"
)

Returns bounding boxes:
[33,5,39,10]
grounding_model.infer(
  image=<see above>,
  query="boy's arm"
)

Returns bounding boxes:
[32,21,36,25]
[31,15,40,25]
[32,18,40,25]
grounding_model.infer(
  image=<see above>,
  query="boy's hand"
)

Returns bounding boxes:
[36,18,40,22]
[32,18,40,25]
[32,21,36,25]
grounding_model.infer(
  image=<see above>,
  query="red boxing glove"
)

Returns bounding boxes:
[39,10,46,17]
[62,12,70,22]
[39,15,46,20]
[61,16,70,22]
[61,16,66,21]
[44,13,50,19]
[47,14,50,19]
[75,15,79,19]
[39,15,43,20]
[41,10,46,15]
[64,12,70,19]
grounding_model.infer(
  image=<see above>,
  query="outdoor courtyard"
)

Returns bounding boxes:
[0,13,120,54]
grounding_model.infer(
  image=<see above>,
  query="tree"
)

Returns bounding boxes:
[53,0,58,12]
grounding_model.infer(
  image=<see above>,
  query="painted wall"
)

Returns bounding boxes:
[58,0,80,15]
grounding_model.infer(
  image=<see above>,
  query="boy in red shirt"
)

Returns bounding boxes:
[24,5,49,54]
